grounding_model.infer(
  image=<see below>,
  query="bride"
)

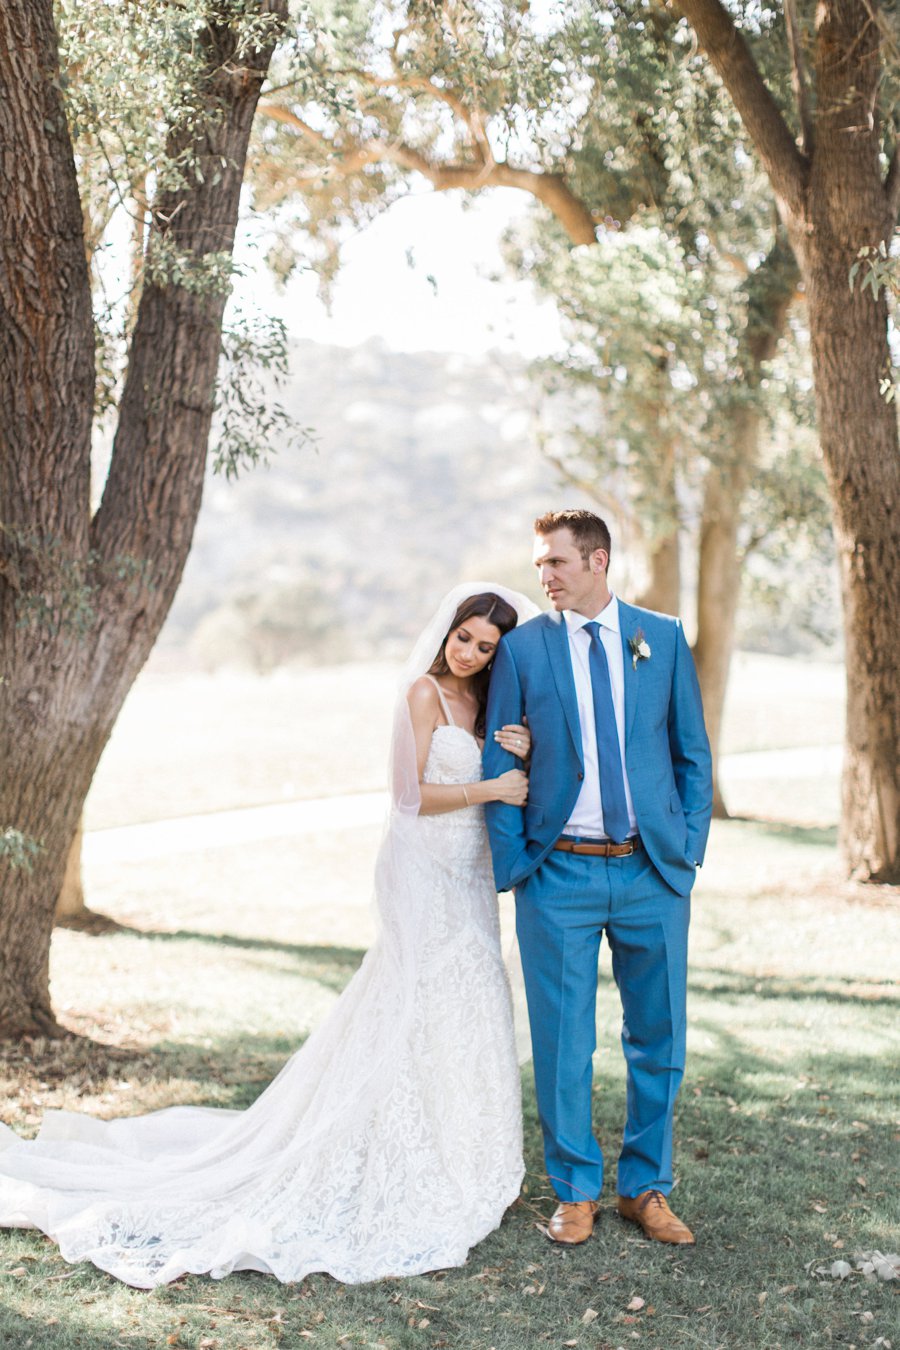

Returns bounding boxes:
[0,582,538,1287]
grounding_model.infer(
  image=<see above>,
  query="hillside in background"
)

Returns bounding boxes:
[154,338,579,671]
[152,338,839,671]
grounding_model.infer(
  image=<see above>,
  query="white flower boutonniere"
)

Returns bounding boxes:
[628,629,651,670]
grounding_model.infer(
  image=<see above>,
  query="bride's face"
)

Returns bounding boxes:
[444,616,503,679]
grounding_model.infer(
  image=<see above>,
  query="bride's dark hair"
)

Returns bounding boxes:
[428,592,519,738]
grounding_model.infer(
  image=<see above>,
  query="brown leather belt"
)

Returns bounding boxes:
[553,835,642,858]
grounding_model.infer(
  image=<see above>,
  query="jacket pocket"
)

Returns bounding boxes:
[524,802,545,834]
[669,788,683,814]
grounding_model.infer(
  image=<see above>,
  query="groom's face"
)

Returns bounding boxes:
[533,528,608,615]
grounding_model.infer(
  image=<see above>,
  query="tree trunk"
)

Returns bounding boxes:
[694,469,743,818]
[806,247,900,880]
[635,359,681,616]
[636,528,680,616]
[55,821,85,924]
[0,0,286,1036]
[675,0,900,882]
[694,236,798,816]
[54,820,120,932]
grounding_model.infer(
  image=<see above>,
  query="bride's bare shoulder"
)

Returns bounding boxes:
[407,675,441,714]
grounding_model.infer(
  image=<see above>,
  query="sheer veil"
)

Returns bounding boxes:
[388,580,541,817]
[382,581,540,1065]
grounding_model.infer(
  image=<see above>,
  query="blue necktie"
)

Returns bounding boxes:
[587,621,629,843]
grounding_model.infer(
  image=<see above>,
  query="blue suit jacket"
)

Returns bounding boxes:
[483,602,713,897]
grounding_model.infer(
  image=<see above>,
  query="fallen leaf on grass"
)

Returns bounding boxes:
[626,1296,645,1312]
[812,1203,828,1214]
[580,1308,598,1324]
[695,1306,711,1314]
[9,1267,28,1278]
[857,1252,900,1281]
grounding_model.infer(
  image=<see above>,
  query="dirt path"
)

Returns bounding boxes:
[83,744,841,865]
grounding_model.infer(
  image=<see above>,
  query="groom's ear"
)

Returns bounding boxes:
[590,547,609,575]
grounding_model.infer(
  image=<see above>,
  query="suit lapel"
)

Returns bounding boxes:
[618,601,641,742]
[542,613,583,765]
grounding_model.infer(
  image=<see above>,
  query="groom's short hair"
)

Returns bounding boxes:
[533,509,612,567]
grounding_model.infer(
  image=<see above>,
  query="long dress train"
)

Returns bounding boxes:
[0,703,523,1287]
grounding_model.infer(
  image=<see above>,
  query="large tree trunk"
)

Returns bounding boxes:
[676,0,900,882]
[807,247,900,880]
[694,236,798,816]
[0,0,286,1037]
[802,2,900,881]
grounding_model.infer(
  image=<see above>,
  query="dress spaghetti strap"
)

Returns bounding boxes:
[424,674,455,726]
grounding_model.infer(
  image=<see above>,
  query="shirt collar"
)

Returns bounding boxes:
[564,593,620,637]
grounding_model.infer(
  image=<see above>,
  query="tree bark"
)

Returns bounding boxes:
[0,0,286,1036]
[676,0,900,880]
[635,386,681,616]
[694,235,799,816]
[636,527,680,616]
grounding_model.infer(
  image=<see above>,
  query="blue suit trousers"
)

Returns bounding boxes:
[516,846,690,1203]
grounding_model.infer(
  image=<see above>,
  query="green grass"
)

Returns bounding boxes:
[2,819,898,1350]
[2,657,897,1349]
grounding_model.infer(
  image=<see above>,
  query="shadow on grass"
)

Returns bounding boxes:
[689,966,900,1007]
[108,925,368,993]
[724,816,839,847]
[2,949,898,1350]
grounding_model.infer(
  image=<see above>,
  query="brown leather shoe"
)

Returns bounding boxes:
[546,1199,599,1245]
[617,1190,695,1245]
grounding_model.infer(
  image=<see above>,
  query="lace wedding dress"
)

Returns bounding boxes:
[0,687,524,1287]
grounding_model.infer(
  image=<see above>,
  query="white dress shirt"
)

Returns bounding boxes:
[563,595,638,839]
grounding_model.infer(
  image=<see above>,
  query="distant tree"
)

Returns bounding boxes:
[254,0,817,810]
[0,0,288,1036]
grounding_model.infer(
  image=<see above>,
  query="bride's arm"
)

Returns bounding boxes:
[407,679,528,815]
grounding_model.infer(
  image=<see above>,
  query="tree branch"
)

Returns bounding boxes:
[784,0,814,156]
[257,103,599,245]
[91,1,287,640]
[672,0,809,222]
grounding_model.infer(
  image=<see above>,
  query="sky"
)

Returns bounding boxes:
[230,186,565,360]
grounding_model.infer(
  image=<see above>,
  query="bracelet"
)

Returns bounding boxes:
[462,785,470,806]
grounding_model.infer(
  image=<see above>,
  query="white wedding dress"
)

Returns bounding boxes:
[0,687,524,1287]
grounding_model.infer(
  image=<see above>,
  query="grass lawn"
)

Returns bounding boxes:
[1,655,897,1350]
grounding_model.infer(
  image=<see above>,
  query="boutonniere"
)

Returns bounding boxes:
[628,629,651,670]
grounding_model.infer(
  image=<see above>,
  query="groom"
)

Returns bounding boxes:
[483,509,712,1246]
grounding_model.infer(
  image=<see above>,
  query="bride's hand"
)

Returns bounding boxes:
[491,768,529,806]
[494,722,530,761]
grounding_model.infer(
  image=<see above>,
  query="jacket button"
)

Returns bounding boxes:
[577,771,584,780]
